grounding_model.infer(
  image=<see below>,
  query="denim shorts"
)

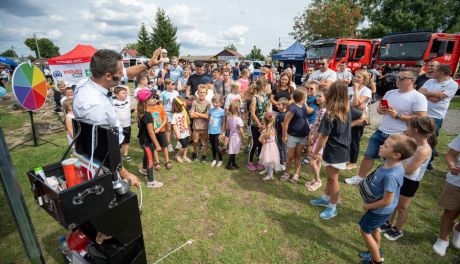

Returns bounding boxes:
[364,129,390,160]
[359,211,391,234]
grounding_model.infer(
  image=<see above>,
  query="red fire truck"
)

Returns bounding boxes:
[304,38,374,72]
[374,31,460,94]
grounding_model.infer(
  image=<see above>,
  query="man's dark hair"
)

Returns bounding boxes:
[319,56,329,61]
[90,49,122,79]
[435,64,452,76]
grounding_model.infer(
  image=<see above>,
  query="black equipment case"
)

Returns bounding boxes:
[27,119,121,229]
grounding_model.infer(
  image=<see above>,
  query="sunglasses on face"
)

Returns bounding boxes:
[396,76,414,81]
[318,63,326,66]
[415,65,423,68]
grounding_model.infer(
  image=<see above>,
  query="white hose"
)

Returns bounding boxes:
[152,239,194,264]
[138,184,142,210]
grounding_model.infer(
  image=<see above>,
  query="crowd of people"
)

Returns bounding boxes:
[59,48,459,264]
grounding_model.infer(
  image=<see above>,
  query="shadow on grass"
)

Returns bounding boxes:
[264,209,360,263]
[41,228,66,263]
[0,191,18,239]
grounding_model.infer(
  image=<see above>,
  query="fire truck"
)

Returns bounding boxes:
[305,38,374,72]
[375,31,460,95]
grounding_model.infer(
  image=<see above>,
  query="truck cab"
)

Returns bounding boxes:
[375,31,460,94]
[305,38,374,72]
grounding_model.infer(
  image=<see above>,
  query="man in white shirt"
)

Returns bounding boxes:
[345,68,427,185]
[308,57,337,87]
[73,48,163,187]
[419,64,458,169]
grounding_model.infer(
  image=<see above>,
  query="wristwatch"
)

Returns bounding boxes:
[143,61,152,70]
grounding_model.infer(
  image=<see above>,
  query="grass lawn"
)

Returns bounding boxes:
[448,96,460,110]
[0,86,459,263]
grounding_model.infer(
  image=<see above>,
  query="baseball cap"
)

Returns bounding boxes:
[200,76,213,84]
[137,89,152,103]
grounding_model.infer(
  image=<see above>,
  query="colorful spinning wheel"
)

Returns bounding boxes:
[12,63,48,111]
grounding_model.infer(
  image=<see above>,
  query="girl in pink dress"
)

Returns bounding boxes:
[226,102,244,170]
[259,113,280,180]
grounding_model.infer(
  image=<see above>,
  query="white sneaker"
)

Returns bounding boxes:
[138,168,147,175]
[453,222,460,249]
[259,169,267,175]
[147,180,164,188]
[344,175,363,185]
[211,160,217,167]
[263,175,273,181]
[432,238,449,256]
[167,144,174,152]
[216,161,223,167]
[279,164,286,171]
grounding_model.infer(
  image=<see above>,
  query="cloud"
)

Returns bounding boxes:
[0,0,47,17]
[218,25,249,45]
[49,14,65,22]
[80,34,97,42]
[48,30,62,39]
[179,24,249,50]
[166,4,204,29]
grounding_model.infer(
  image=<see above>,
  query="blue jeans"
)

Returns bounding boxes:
[276,135,287,164]
[364,129,390,160]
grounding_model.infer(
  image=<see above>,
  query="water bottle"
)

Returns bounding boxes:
[34,167,47,182]
[58,235,72,257]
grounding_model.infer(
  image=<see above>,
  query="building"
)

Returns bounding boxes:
[211,49,243,61]
[120,48,138,60]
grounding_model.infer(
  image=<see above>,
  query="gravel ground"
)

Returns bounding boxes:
[367,102,460,135]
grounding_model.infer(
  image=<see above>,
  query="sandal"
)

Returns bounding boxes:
[307,181,322,192]
[154,163,161,171]
[176,156,183,163]
[281,172,291,182]
[290,174,299,184]
[165,161,172,170]
[305,179,316,187]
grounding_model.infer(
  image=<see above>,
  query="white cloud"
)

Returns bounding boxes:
[218,25,249,45]
[80,10,95,20]
[80,34,97,42]
[166,4,204,29]
[49,14,65,21]
[48,30,62,39]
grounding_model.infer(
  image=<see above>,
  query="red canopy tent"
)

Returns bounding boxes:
[48,44,97,85]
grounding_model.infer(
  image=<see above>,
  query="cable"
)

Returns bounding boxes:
[152,239,194,264]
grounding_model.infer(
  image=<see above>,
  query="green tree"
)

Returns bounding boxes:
[24,38,60,58]
[1,49,17,57]
[361,0,460,38]
[224,44,237,51]
[150,8,180,57]
[125,43,139,50]
[269,48,282,58]
[290,0,362,44]
[136,23,152,57]
[246,45,265,61]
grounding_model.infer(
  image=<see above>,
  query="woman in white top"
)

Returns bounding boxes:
[62,98,75,147]
[382,116,435,241]
[347,70,372,170]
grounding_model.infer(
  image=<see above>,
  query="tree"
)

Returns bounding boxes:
[136,23,152,57]
[24,38,60,58]
[150,8,180,57]
[361,0,460,38]
[246,45,265,61]
[125,43,139,50]
[1,49,17,57]
[224,44,237,51]
[290,0,362,44]
[269,48,282,58]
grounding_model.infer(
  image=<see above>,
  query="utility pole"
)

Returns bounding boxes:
[279,37,281,49]
[33,33,41,59]
[11,46,16,57]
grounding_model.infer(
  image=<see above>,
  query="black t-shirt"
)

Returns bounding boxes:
[186,73,205,95]
[318,112,351,164]
[271,87,292,112]
[415,74,430,90]
[287,103,309,137]
[138,113,153,145]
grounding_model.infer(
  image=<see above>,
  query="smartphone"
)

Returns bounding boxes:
[380,99,389,108]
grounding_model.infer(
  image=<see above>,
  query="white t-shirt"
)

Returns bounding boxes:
[403,144,430,182]
[379,89,427,134]
[224,93,243,110]
[422,78,458,119]
[338,71,353,81]
[112,98,131,127]
[348,86,372,111]
[308,69,337,82]
[170,112,190,139]
[446,135,460,187]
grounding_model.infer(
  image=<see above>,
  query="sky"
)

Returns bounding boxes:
[0,0,310,58]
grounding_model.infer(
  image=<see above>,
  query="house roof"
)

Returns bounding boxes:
[122,48,138,57]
